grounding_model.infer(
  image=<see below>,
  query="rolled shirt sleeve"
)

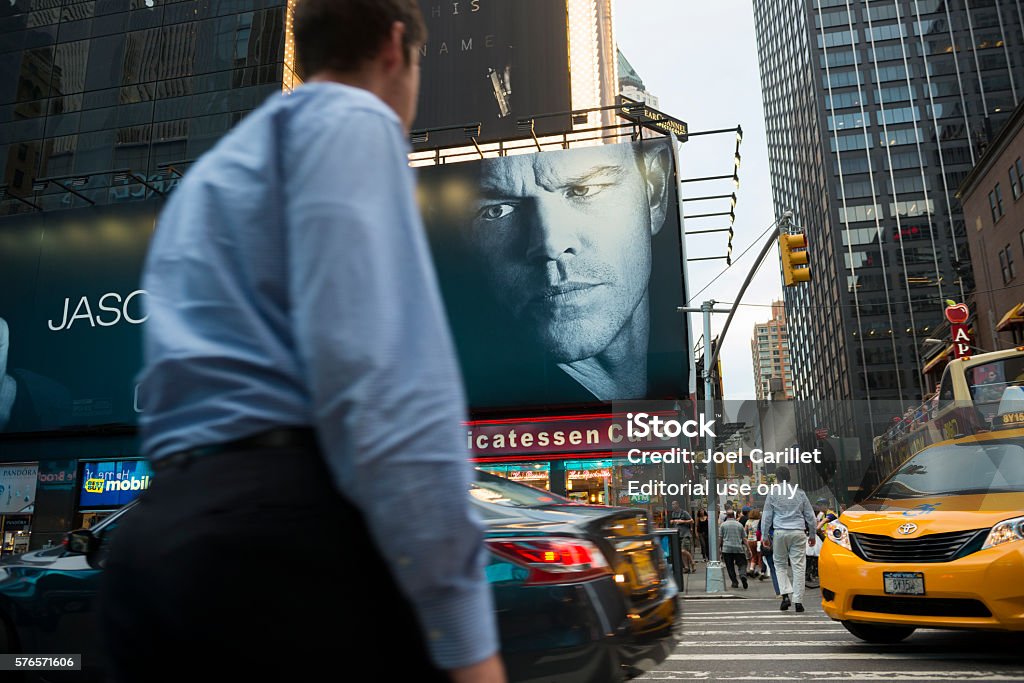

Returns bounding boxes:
[285,106,497,669]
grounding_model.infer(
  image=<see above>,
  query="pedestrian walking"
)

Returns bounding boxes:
[761,465,816,612]
[97,2,505,682]
[719,499,735,525]
[696,508,710,561]
[758,517,780,594]
[805,524,822,587]
[668,500,696,572]
[744,509,762,577]
[815,497,838,538]
[738,505,751,528]
[719,511,748,590]
[761,516,782,593]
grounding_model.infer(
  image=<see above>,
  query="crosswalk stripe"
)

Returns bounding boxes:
[680,629,847,635]
[682,597,814,602]
[637,672,1024,681]
[679,614,823,618]
[681,618,840,622]
[666,653,1020,661]
[673,640,871,647]
[681,614,834,620]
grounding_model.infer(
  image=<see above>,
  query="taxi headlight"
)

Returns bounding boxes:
[825,520,850,551]
[982,515,1024,550]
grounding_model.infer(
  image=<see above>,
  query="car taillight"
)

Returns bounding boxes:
[486,537,611,585]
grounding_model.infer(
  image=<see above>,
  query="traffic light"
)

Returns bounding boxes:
[779,232,811,287]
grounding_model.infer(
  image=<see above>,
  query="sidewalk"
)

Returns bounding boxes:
[678,558,784,600]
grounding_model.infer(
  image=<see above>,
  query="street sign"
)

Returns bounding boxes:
[617,96,689,140]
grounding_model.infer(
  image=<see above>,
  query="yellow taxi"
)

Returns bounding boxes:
[819,426,1024,643]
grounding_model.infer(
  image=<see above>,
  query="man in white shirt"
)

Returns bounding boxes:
[761,465,817,612]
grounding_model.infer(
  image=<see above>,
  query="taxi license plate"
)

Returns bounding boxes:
[632,552,657,584]
[884,571,925,595]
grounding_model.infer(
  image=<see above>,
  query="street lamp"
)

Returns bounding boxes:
[923,337,996,354]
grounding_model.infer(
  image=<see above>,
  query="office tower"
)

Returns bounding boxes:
[752,300,795,400]
[0,0,295,215]
[753,0,1024,422]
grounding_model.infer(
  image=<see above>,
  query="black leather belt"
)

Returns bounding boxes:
[153,426,317,471]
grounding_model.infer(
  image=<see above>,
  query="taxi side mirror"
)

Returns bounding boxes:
[64,528,111,569]
[64,529,98,555]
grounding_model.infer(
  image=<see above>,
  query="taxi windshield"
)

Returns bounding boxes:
[872,437,1024,499]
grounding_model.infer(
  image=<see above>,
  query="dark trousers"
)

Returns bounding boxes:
[722,552,746,586]
[98,444,448,683]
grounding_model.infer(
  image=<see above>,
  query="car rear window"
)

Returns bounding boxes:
[873,437,1024,499]
[471,470,571,507]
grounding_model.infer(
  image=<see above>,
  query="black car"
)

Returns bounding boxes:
[0,470,679,682]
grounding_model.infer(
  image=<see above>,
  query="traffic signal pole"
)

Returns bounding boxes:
[679,300,734,592]
[678,211,809,592]
[704,223,782,377]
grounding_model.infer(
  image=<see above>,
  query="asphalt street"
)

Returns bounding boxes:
[638,560,1024,681]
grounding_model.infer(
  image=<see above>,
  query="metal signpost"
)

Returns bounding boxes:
[677,211,809,592]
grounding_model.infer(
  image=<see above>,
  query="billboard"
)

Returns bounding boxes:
[79,459,154,508]
[418,138,689,408]
[0,202,159,434]
[414,0,572,148]
[0,463,38,514]
[0,142,688,430]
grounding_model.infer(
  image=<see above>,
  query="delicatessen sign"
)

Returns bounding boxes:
[467,413,695,458]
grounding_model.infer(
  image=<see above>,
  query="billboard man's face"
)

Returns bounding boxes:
[467,144,670,363]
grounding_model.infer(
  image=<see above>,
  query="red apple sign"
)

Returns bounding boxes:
[945,302,970,324]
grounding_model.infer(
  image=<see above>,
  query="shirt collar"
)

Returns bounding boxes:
[292,81,401,125]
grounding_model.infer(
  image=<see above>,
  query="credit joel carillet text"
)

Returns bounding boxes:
[622,412,822,499]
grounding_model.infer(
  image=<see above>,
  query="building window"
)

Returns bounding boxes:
[1012,158,1023,200]
[999,245,1015,284]
[891,199,935,218]
[839,203,883,223]
[991,184,1006,222]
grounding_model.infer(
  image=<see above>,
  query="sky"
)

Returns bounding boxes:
[614,0,785,399]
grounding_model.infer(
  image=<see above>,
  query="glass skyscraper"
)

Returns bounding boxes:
[753,0,1024,428]
[0,0,296,216]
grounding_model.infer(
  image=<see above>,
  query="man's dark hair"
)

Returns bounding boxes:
[776,465,791,482]
[293,0,427,78]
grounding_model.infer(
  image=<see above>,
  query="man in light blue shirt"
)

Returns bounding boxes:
[761,465,817,612]
[98,2,504,682]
